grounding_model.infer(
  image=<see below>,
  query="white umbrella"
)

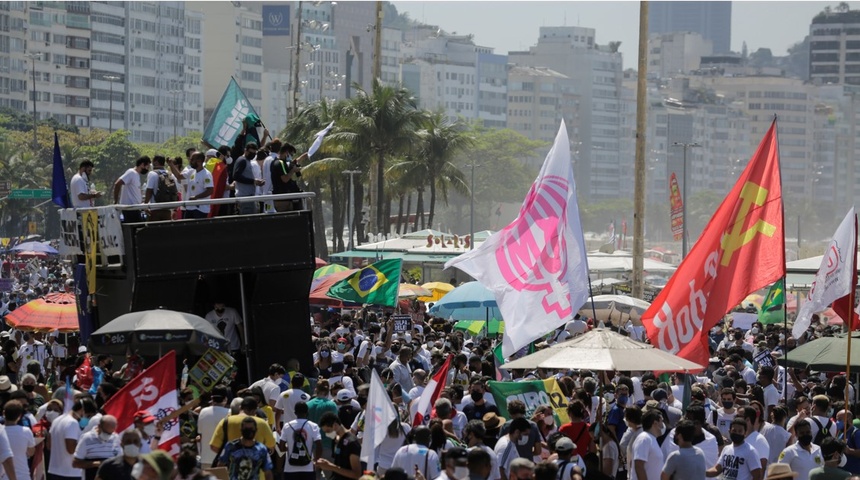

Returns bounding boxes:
[587,295,651,311]
[501,328,704,372]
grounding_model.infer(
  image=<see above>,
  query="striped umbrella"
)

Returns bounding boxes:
[5,292,79,332]
[313,264,348,279]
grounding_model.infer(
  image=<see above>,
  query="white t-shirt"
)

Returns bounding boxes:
[279,419,321,473]
[713,409,736,438]
[494,436,518,479]
[631,432,663,480]
[377,424,411,470]
[661,427,719,469]
[777,442,824,480]
[144,169,164,202]
[197,405,229,466]
[746,431,769,467]
[70,173,91,208]
[179,166,194,203]
[717,442,761,480]
[205,307,243,351]
[471,444,500,480]
[187,168,213,212]
[763,384,780,408]
[118,168,142,205]
[251,160,264,196]
[5,424,34,480]
[391,444,441,480]
[275,389,312,425]
[48,413,82,477]
[760,422,791,466]
[250,377,281,406]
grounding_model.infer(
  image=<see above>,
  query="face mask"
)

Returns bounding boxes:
[79,417,90,429]
[827,409,835,418]
[722,401,734,409]
[320,350,330,358]
[517,433,529,445]
[99,432,112,442]
[453,466,469,480]
[143,423,156,436]
[131,461,144,480]
[730,433,745,445]
[617,394,628,405]
[544,415,555,426]
[141,168,149,175]
[215,308,225,314]
[427,341,435,348]
[123,444,141,457]
[391,344,401,354]
[837,421,845,432]
[798,434,813,447]
[750,328,759,335]
[659,424,667,437]
[46,411,60,422]
[325,430,338,440]
[840,453,848,468]
[357,396,367,407]
[470,391,483,402]
[22,384,34,393]
[241,428,256,440]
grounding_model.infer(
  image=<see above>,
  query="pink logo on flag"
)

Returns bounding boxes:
[494,175,572,317]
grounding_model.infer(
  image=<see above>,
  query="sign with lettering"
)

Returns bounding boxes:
[392,314,412,333]
[262,5,291,36]
[59,209,83,256]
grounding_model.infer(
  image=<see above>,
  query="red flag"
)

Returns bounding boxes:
[642,120,784,367]
[75,354,93,392]
[103,351,180,457]
[832,215,859,330]
[208,162,228,218]
[411,354,452,426]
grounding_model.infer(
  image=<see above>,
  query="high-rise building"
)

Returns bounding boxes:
[808,10,860,85]
[649,2,732,54]
[509,26,624,201]
[648,32,713,78]
[506,66,577,144]
[476,52,507,128]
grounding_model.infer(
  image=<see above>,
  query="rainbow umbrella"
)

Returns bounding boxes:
[313,264,348,279]
[5,293,79,332]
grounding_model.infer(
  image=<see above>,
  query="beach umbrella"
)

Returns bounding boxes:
[453,319,504,336]
[89,309,228,356]
[501,328,705,372]
[780,333,860,372]
[15,251,48,259]
[4,293,78,332]
[315,257,328,268]
[309,268,357,307]
[419,282,455,302]
[313,264,348,280]
[11,242,57,255]
[399,284,433,298]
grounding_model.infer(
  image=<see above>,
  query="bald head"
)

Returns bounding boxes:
[100,415,118,434]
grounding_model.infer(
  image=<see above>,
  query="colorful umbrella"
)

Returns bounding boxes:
[418,282,455,302]
[313,264,348,280]
[11,241,57,254]
[453,319,504,336]
[309,268,357,306]
[315,257,328,268]
[399,283,432,298]
[4,293,79,332]
[15,251,48,259]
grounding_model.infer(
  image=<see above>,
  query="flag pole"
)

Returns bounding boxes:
[587,275,599,329]
[774,114,789,405]
[846,212,857,440]
[782,276,788,404]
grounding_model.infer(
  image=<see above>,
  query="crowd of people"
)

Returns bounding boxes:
[0,254,857,480]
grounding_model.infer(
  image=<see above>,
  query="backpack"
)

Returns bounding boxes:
[154,171,178,203]
[287,421,312,466]
[812,417,834,445]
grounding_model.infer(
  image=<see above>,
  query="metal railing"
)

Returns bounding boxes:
[98,192,316,214]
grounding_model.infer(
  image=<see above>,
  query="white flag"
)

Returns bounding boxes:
[359,369,399,469]
[793,207,857,338]
[308,121,334,158]
[445,121,590,357]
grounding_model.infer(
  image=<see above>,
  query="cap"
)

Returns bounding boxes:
[140,450,175,480]
[651,388,668,402]
[205,148,218,158]
[134,410,157,423]
[0,331,10,339]
[336,389,356,402]
[554,436,576,453]
[78,345,87,353]
[444,446,468,462]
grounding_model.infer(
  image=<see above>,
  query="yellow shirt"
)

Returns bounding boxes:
[209,413,276,451]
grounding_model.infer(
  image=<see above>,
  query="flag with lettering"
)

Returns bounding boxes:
[202,78,261,148]
[641,119,784,367]
[445,121,591,357]
[103,351,180,457]
[793,207,856,337]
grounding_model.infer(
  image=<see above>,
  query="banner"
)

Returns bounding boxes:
[202,78,261,149]
[103,351,181,457]
[262,5,291,36]
[488,379,570,425]
[81,210,98,293]
[669,172,684,242]
[74,263,95,344]
[793,207,856,337]
[445,121,591,358]
[97,207,124,257]
[59,209,82,256]
[642,120,784,367]
[52,132,69,209]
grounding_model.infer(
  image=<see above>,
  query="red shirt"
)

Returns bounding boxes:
[558,420,592,458]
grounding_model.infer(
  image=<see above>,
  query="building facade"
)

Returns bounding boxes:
[649,1,732,54]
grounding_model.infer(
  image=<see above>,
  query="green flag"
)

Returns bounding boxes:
[759,279,785,324]
[326,259,402,307]
[202,78,261,148]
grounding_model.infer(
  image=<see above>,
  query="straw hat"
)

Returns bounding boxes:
[765,463,798,479]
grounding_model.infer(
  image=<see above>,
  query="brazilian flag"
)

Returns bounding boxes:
[326,259,402,307]
[759,279,786,325]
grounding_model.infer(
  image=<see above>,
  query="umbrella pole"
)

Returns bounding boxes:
[239,273,253,382]
[587,276,599,325]
[783,278,788,404]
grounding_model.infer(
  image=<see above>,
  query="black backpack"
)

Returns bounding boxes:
[287,421,312,466]
[154,171,178,203]
[812,417,834,446]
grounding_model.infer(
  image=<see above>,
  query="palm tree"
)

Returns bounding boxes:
[414,112,472,229]
[337,79,422,235]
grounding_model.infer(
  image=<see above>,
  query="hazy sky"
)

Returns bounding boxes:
[392,1,860,69]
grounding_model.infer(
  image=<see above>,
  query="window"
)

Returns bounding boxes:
[241,53,262,65]
[92,14,124,27]
[92,32,124,46]
[241,71,262,83]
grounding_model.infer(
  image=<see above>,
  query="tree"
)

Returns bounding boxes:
[338,79,422,234]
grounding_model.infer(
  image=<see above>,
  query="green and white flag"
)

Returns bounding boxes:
[202,78,261,148]
[488,379,571,425]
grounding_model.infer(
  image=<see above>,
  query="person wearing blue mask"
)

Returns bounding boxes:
[607,384,629,441]
[837,409,860,474]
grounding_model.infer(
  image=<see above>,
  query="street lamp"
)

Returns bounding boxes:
[672,142,700,258]
[466,163,481,250]
[343,170,361,250]
[102,74,120,133]
[168,89,182,140]
[25,52,41,149]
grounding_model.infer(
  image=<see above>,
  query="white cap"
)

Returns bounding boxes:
[336,389,356,402]
[205,149,218,158]
[78,345,87,353]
